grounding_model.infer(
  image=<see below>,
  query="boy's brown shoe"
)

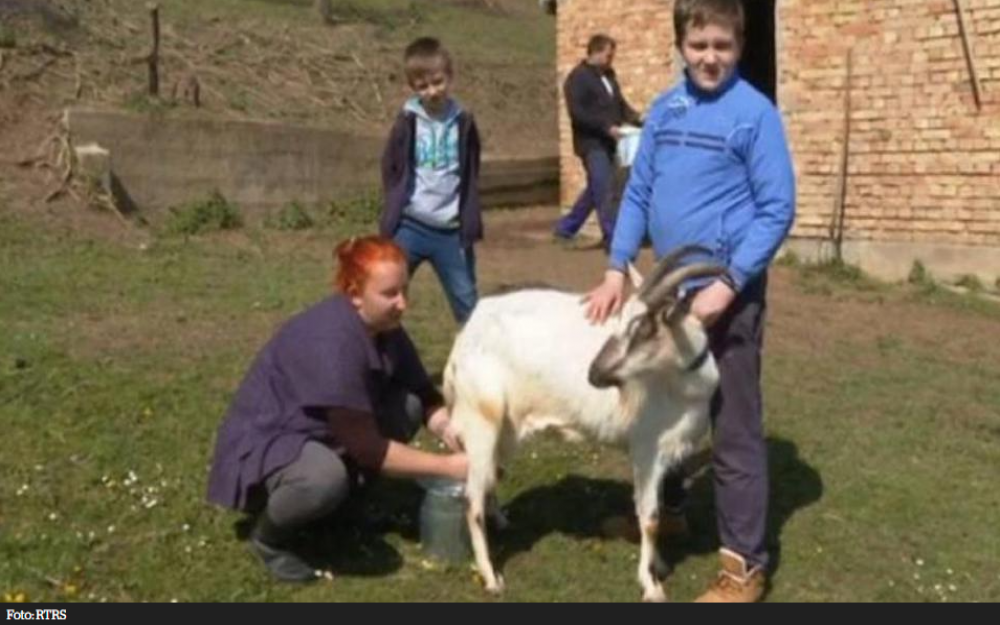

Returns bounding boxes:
[694,548,766,603]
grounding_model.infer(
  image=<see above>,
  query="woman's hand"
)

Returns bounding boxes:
[445,452,469,481]
[427,406,464,452]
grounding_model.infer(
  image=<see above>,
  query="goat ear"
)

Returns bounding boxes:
[626,263,644,290]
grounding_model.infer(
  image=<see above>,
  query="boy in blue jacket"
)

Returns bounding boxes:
[586,0,796,602]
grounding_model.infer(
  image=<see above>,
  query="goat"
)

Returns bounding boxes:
[442,246,725,601]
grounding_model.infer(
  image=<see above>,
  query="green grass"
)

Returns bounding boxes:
[1,209,998,602]
[266,201,315,231]
[164,191,243,236]
[763,345,1000,601]
[324,190,383,230]
[0,24,17,49]
[122,92,178,116]
[794,257,1000,321]
[954,274,984,292]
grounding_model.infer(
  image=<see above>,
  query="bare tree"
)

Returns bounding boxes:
[146,3,160,97]
[315,0,335,25]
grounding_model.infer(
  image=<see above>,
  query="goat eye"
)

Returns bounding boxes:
[629,316,656,345]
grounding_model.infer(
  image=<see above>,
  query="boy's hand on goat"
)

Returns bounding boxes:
[691,279,737,328]
[428,407,465,452]
[583,270,626,324]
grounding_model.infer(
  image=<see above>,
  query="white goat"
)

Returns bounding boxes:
[442,246,725,601]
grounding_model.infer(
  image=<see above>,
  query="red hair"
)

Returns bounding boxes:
[333,235,407,295]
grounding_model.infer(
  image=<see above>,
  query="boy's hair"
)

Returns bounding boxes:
[403,37,453,84]
[586,33,616,56]
[673,0,745,47]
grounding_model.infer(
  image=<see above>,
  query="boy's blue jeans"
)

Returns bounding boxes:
[554,148,617,240]
[393,218,478,324]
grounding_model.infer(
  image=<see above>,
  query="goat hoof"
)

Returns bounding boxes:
[485,574,506,594]
[642,585,668,603]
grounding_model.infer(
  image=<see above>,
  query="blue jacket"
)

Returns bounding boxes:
[609,73,795,292]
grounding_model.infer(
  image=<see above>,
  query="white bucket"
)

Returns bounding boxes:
[616,125,642,169]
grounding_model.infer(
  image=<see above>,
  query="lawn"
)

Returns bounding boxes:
[1,204,998,602]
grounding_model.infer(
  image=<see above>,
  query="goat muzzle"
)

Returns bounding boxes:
[588,361,620,389]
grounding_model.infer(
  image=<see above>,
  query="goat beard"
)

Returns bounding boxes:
[617,386,645,426]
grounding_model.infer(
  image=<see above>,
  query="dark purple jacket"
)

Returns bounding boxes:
[379,108,483,248]
[205,295,435,511]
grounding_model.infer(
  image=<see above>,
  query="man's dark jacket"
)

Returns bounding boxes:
[564,61,641,157]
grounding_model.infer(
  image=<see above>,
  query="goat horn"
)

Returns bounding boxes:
[626,263,644,290]
[637,245,714,300]
[641,262,727,310]
[661,290,695,326]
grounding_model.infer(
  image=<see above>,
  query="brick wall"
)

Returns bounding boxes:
[557,0,1000,250]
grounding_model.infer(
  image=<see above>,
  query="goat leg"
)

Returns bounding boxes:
[461,414,506,593]
[633,450,671,602]
[466,483,505,593]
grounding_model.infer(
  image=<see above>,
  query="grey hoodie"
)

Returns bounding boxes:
[402,97,462,229]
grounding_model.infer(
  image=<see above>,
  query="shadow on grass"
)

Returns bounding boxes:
[233,478,425,578]
[662,437,823,577]
[487,436,822,580]
[490,474,633,571]
[229,437,820,583]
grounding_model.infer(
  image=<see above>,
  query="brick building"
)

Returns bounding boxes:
[548,0,1000,283]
